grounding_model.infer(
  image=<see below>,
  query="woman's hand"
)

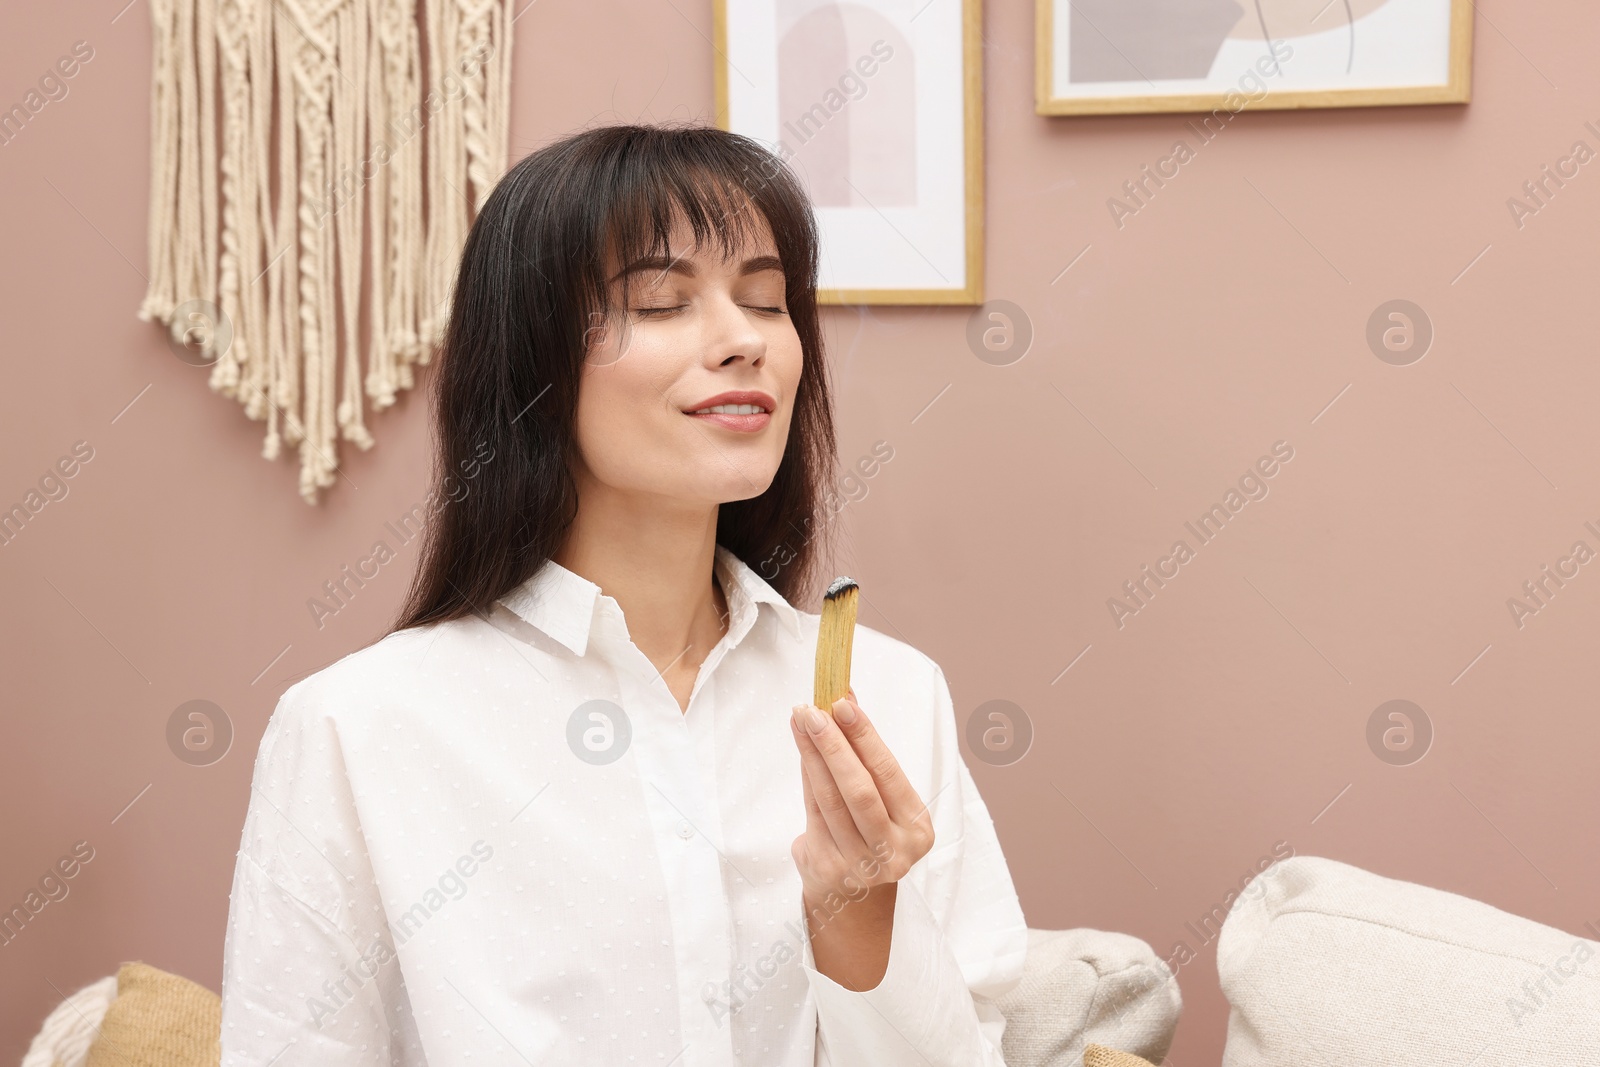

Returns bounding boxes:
[788,687,935,922]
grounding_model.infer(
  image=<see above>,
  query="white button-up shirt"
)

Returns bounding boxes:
[221,544,1028,1065]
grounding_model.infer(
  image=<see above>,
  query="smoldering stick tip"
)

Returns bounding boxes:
[824,576,858,599]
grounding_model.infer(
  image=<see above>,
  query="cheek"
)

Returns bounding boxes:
[773,331,805,426]
[776,332,803,383]
[573,354,676,477]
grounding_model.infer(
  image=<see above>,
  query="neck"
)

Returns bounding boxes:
[552,482,727,670]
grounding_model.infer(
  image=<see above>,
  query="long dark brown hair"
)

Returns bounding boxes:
[389,122,837,636]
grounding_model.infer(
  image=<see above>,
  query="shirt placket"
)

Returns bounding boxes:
[601,607,739,1067]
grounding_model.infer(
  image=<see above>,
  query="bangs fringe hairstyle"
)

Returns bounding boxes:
[390,122,838,636]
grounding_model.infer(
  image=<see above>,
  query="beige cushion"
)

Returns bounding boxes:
[1084,1044,1159,1067]
[997,927,1181,1066]
[1218,855,1600,1065]
[84,962,220,1067]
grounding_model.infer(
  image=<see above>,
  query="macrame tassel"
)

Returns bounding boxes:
[197,0,219,310]
[375,0,425,398]
[460,0,507,210]
[173,0,208,323]
[269,4,305,459]
[138,0,514,505]
[287,0,337,502]
[421,0,462,352]
[139,0,179,324]
[363,0,398,411]
[239,0,276,441]
[139,0,203,327]
[210,0,252,401]
[334,0,374,452]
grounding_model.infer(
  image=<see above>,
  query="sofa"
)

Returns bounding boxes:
[23,923,1184,1067]
[1216,855,1600,1064]
[24,855,1600,1065]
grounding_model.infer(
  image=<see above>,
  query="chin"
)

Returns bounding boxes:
[708,470,779,504]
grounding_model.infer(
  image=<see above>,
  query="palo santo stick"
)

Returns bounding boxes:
[814,576,859,714]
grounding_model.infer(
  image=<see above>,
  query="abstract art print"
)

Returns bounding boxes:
[1037,0,1472,115]
[715,0,984,304]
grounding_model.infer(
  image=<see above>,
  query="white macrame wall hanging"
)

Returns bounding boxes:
[138,0,513,504]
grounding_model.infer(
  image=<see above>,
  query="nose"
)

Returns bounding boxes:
[703,290,767,369]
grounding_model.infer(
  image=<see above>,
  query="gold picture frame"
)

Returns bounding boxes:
[714,0,985,305]
[1036,0,1473,116]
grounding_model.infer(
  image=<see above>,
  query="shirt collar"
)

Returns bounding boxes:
[494,543,803,657]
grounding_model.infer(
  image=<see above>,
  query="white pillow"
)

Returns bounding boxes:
[1218,855,1600,1065]
[997,927,1182,1066]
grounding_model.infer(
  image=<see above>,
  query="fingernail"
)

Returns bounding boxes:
[832,696,857,725]
[803,705,828,733]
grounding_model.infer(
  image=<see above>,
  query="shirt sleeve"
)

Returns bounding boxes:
[801,660,1029,1066]
[220,679,416,1065]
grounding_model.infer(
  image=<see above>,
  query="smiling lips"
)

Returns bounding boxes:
[683,391,775,433]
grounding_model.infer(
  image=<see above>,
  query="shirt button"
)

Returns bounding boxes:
[676,820,695,839]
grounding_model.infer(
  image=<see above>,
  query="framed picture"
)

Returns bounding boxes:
[1036,0,1473,116]
[714,0,984,305]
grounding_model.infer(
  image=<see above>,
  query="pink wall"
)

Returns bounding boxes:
[4,2,1599,1062]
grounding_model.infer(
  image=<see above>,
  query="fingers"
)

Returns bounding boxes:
[795,735,831,844]
[792,702,890,856]
[826,693,928,831]
[792,747,842,874]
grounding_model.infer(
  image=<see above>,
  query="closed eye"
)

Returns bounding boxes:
[632,304,787,317]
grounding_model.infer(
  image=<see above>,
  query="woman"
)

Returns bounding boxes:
[220,123,1027,1066]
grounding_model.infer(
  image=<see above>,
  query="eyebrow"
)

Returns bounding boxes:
[610,253,785,284]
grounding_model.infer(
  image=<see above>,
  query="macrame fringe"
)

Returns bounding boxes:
[139,0,513,504]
